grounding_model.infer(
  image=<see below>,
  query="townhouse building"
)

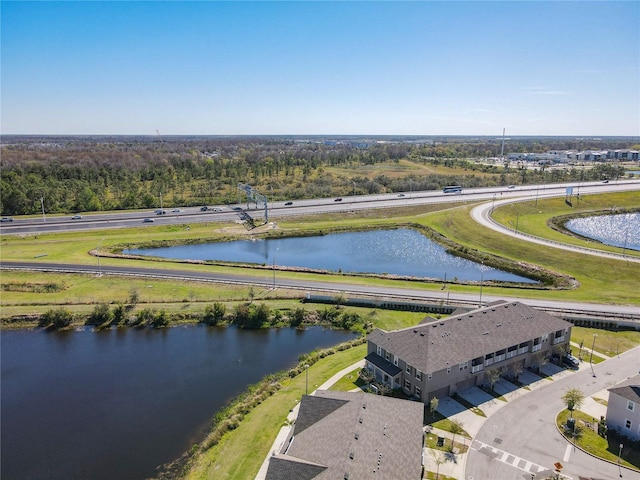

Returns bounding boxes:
[365,301,572,402]
[606,374,640,441]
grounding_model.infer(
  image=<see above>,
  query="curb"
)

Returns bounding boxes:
[554,409,640,475]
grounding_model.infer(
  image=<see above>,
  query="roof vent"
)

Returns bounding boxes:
[420,333,425,337]
[482,311,487,314]
[413,329,417,333]
[496,323,502,327]
[344,474,350,480]
[349,452,354,460]
[362,403,367,409]
[482,331,489,335]
[359,417,363,424]
[354,433,359,440]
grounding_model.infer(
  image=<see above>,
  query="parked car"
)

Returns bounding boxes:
[285,201,293,206]
[334,198,343,202]
[71,215,83,220]
[143,218,155,223]
[1,216,14,222]
[562,354,580,369]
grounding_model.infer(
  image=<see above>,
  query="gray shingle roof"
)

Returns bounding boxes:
[364,352,402,376]
[368,301,572,373]
[267,390,423,480]
[608,374,640,402]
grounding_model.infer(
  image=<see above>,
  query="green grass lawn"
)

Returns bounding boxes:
[571,327,640,358]
[185,344,367,480]
[328,367,366,391]
[557,409,640,470]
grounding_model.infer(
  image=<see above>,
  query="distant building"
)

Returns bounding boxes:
[265,390,424,480]
[606,374,640,441]
[365,301,572,402]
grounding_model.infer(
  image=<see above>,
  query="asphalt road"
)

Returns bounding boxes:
[2,180,638,236]
[465,346,640,480]
[2,261,639,319]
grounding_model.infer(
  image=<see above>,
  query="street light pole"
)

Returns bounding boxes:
[479,262,484,307]
[590,334,597,377]
[352,181,356,199]
[304,364,310,395]
[618,443,623,477]
[272,248,279,289]
[40,197,46,223]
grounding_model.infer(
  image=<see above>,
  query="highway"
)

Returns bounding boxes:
[2,180,639,236]
[2,261,639,321]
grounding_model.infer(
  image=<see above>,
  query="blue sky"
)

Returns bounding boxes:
[2,1,639,136]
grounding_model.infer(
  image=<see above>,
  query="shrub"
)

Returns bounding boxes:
[86,303,113,326]
[202,302,226,326]
[39,308,73,329]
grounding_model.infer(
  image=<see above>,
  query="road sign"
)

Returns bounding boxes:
[554,461,563,470]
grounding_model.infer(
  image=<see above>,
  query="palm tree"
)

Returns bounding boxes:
[449,419,464,451]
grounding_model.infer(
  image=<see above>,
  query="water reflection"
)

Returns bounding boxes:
[565,213,640,251]
[126,228,535,283]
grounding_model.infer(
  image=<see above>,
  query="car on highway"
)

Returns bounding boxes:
[143,218,155,223]
[171,208,182,213]
[1,216,14,222]
[213,207,223,212]
[602,179,609,183]
[334,198,343,202]
[71,215,83,220]
[155,209,166,215]
[200,206,209,212]
[397,193,405,197]
[507,185,516,189]
[285,201,293,206]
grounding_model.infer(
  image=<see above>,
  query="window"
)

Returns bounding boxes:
[393,355,398,366]
[415,386,421,397]
[405,379,411,390]
[416,370,422,381]
[376,345,382,356]
[625,419,632,430]
[628,400,635,412]
[406,364,412,374]
[385,352,390,361]
[459,361,468,371]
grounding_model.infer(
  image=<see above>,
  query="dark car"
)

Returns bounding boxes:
[143,218,155,223]
[334,198,342,202]
[285,201,293,206]
[562,354,580,369]
[200,206,209,211]
[155,210,166,215]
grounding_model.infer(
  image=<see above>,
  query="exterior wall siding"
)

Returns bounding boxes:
[607,393,640,441]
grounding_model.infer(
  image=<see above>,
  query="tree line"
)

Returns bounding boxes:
[1,136,635,215]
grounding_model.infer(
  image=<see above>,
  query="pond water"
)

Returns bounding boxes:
[125,228,535,283]
[565,213,640,251]
[1,326,354,480]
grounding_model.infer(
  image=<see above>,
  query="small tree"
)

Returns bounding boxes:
[485,368,501,392]
[39,308,74,329]
[449,419,464,450]
[87,303,113,327]
[203,302,226,326]
[508,362,524,381]
[429,449,446,480]
[429,397,439,419]
[562,388,584,419]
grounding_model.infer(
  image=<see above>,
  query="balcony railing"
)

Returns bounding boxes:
[506,351,517,359]
[518,347,529,355]
[484,358,494,366]
[471,364,484,374]
[532,344,542,352]
[552,336,565,345]
[495,354,506,362]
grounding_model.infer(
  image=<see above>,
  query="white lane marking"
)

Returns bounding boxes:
[563,443,572,462]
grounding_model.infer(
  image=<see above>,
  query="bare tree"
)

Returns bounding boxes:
[429,396,439,419]
[485,368,501,392]
[429,449,446,480]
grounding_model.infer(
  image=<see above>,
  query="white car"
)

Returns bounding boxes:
[71,215,82,220]
[171,208,182,213]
